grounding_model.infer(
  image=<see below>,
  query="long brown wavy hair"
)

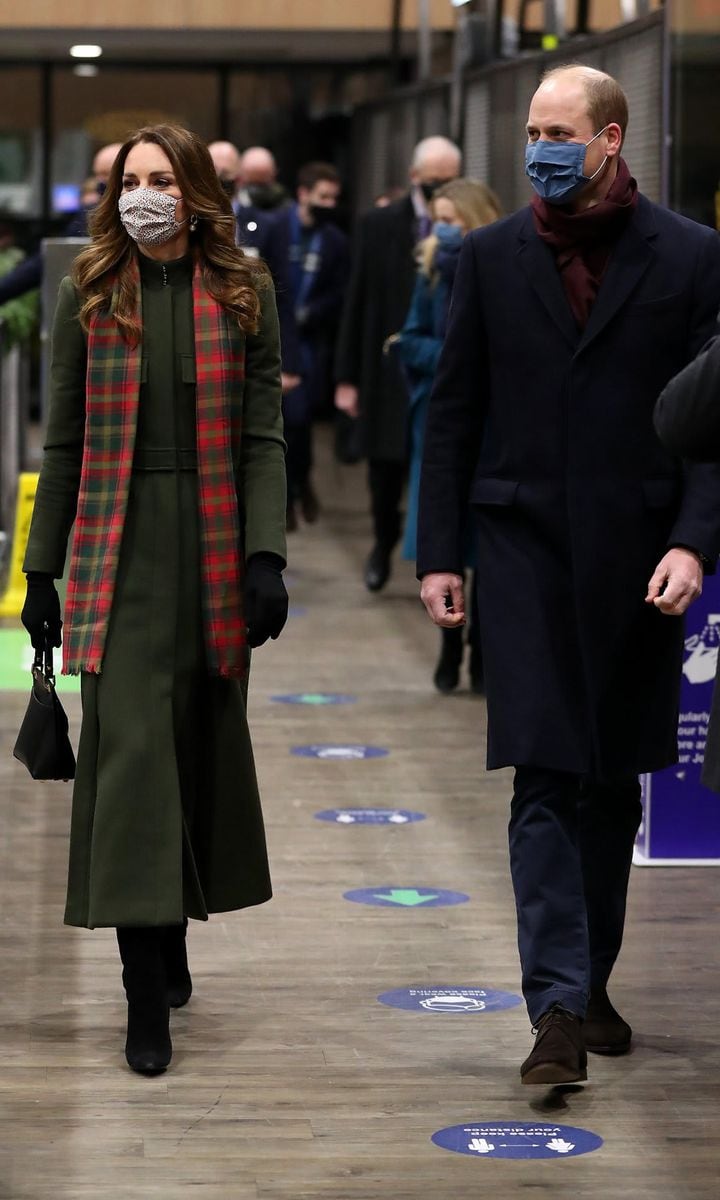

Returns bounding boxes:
[73,123,268,344]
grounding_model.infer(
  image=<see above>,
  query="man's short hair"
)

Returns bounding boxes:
[541,65,629,142]
[297,161,340,191]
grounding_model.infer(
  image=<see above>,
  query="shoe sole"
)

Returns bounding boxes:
[521,1063,588,1085]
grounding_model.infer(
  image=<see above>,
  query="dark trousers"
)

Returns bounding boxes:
[368,459,405,551]
[509,766,642,1025]
[285,422,313,504]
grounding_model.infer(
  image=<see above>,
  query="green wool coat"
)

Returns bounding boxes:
[24,254,287,929]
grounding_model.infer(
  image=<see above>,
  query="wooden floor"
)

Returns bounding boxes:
[1,430,719,1199]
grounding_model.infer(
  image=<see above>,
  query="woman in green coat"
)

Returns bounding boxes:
[21,124,288,1075]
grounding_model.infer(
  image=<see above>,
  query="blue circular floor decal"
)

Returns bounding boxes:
[432,1122,603,1159]
[292,744,389,760]
[315,808,426,825]
[378,986,522,1014]
[273,693,357,706]
[344,887,469,908]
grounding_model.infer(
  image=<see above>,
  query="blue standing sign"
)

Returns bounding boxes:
[636,573,720,863]
[432,1122,603,1159]
[344,887,469,908]
[378,986,522,1014]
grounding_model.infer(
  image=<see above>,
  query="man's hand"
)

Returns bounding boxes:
[420,572,466,628]
[281,372,301,394]
[335,382,359,418]
[646,548,703,616]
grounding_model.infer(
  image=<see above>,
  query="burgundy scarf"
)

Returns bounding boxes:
[531,158,638,330]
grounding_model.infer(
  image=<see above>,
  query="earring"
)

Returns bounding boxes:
[189,214,198,232]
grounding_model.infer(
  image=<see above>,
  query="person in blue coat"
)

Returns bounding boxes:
[397,179,502,693]
[418,65,720,1085]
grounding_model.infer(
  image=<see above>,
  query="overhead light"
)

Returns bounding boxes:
[70,44,103,59]
[73,64,99,77]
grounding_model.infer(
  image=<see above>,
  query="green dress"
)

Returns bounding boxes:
[24,254,287,929]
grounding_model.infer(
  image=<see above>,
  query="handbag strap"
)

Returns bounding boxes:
[33,639,55,685]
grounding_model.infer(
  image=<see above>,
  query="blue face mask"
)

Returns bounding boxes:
[433,221,464,249]
[525,126,608,205]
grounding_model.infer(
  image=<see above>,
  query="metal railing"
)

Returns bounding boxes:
[0,319,31,541]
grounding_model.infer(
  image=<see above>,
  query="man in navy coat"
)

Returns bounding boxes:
[417,65,720,1085]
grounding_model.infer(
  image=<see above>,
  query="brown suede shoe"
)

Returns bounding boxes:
[521,1005,588,1085]
[584,988,632,1056]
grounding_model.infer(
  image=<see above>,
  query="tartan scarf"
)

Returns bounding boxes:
[63,256,247,678]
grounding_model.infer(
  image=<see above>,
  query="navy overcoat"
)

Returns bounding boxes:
[417,194,720,778]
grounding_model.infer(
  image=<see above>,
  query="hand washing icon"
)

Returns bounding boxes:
[683,616,720,685]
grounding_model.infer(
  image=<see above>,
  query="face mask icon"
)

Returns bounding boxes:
[419,993,487,1013]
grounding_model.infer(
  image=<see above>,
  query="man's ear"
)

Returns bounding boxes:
[606,123,623,158]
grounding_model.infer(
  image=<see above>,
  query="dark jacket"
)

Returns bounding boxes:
[654,328,720,791]
[0,209,88,306]
[335,194,418,462]
[418,195,720,778]
[266,206,350,337]
[236,204,302,376]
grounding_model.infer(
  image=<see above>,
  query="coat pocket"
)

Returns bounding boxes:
[470,477,519,505]
[642,478,680,509]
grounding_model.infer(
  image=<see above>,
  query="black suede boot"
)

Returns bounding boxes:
[116,927,172,1075]
[163,918,193,1009]
[433,627,464,693]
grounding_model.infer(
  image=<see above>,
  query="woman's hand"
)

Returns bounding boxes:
[244,553,289,647]
[21,573,62,649]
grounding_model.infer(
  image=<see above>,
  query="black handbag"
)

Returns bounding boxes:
[13,642,76,781]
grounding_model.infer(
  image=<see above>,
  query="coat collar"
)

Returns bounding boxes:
[516,194,658,355]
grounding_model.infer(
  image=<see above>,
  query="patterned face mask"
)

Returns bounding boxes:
[118,187,188,245]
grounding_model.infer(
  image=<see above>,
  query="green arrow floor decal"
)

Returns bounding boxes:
[372,889,440,906]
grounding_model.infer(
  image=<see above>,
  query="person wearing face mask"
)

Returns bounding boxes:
[208,139,303,419]
[20,124,288,1076]
[418,66,720,1086]
[395,179,501,693]
[263,162,349,529]
[0,143,122,306]
[335,135,461,593]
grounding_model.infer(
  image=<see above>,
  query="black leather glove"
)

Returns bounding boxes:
[21,572,62,650]
[244,552,289,648]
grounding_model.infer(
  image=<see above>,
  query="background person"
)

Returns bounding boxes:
[417,65,720,1086]
[20,123,288,1077]
[208,139,302,401]
[268,161,349,529]
[397,178,502,693]
[0,143,122,306]
[334,135,461,593]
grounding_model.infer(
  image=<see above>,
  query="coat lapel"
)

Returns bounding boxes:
[577,197,658,355]
[516,211,580,350]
